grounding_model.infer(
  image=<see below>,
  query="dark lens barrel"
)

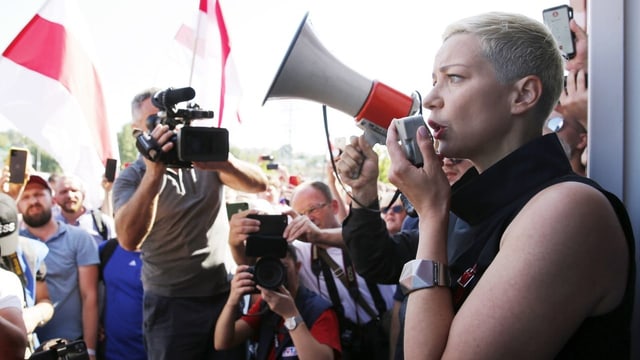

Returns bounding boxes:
[253,257,286,289]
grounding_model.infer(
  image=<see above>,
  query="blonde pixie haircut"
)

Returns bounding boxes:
[443,12,565,122]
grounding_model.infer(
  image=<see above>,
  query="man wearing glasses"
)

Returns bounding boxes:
[285,181,395,360]
[227,181,395,360]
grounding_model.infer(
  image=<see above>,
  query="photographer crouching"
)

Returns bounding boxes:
[214,243,342,360]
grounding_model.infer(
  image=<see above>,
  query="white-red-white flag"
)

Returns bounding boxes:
[173,0,243,128]
[0,0,115,208]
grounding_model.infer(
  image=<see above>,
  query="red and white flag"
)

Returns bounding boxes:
[172,0,243,128]
[0,0,115,208]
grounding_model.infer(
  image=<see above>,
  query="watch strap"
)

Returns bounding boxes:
[399,259,450,295]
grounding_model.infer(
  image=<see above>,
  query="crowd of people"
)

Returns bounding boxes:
[0,9,636,360]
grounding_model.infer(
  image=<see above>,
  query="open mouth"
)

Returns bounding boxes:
[428,121,446,140]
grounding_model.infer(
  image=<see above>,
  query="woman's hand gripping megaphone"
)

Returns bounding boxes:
[335,135,380,208]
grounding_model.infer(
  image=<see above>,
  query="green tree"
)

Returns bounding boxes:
[374,144,391,185]
[0,129,61,173]
[117,123,138,166]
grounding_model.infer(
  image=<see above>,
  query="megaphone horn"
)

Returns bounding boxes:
[264,13,421,145]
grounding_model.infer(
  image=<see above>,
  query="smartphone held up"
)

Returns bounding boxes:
[8,147,29,184]
[105,158,118,182]
[542,5,576,59]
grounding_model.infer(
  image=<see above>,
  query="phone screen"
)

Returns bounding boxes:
[542,5,575,59]
[226,202,249,220]
[105,158,117,182]
[9,148,28,184]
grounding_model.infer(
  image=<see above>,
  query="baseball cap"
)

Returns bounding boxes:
[25,174,52,192]
[0,193,19,256]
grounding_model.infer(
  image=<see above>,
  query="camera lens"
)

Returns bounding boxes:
[253,257,286,289]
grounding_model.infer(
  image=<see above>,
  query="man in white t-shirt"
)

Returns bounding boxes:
[0,267,28,359]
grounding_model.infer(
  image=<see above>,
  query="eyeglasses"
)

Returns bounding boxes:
[300,203,328,216]
[381,205,404,215]
[546,116,587,134]
[546,116,565,133]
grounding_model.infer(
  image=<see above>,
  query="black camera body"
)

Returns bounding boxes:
[29,339,89,360]
[245,214,288,290]
[135,86,229,168]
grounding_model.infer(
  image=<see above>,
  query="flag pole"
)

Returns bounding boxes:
[187,0,205,88]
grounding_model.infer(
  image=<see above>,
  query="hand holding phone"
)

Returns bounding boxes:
[105,158,117,182]
[542,5,576,59]
[8,147,29,184]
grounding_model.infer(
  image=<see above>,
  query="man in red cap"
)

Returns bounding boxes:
[17,175,99,359]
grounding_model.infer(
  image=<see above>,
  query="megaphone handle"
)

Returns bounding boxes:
[345,130,380,180]
[363,130,380,147]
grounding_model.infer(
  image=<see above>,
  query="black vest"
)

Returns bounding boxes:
[448,134,635,359]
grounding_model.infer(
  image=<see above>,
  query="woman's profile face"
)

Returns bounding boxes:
[423,33,514,166]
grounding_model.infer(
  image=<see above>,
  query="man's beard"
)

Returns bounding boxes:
[61,203,82,214]
[23,206,53,228]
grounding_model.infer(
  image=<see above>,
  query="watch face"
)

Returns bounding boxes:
[284,316,301,330]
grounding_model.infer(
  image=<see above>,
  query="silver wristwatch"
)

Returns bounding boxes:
[399,259,450,295]
[284,315,303,331]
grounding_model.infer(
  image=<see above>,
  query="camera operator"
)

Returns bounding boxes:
[112,88,268,360]
[214,244,341,360]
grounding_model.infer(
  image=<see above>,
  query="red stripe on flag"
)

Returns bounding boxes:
[3,14,112,162]
[214,0,230,127]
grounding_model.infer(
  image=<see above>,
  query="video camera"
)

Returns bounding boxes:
[135,86,229,168]
[245,214,289,290]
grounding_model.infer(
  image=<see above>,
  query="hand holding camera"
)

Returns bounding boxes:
[134,86,229,168]
[258,285,297,319]
[245,214,289,290]
[228,265,259,303]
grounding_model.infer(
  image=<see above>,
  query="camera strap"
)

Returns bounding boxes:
[312,245,345,318]
[312,245,379,320]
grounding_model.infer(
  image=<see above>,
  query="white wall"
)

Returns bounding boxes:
[589,0,639,357]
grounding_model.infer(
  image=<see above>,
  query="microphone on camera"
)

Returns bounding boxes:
[152,87,196,110]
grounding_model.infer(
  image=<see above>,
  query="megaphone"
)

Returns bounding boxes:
[263,13,421,145]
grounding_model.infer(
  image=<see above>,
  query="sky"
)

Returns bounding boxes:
[0,0,561,156]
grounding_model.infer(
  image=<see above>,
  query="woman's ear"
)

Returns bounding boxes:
[510,75,542,115]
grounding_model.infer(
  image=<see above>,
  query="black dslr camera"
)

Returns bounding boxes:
[245,214,288,290]
[29,339,89,360]
[135,86,229,168]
